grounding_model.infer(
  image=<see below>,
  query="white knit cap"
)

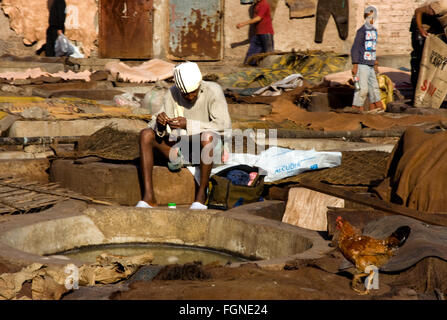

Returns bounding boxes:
[173,62,202,94]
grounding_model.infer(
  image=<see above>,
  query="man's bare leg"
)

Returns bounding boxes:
[196,132,215,205]
[139,128,174,206]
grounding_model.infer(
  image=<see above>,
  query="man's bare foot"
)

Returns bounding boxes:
[142,197,157,207]
[194,191,207,205]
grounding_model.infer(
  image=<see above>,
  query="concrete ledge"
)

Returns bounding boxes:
[258,138,396,153]
[0,158,50,183]
[50,160,196,205]
[0,202,331,270]
[8,119,148,137]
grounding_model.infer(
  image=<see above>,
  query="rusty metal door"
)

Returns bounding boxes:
[168,0,223,61]
[99,0,153,59]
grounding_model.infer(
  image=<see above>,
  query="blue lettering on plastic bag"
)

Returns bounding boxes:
[273,157,317,174]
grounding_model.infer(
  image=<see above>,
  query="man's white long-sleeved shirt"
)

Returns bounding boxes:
[147,81,232,137]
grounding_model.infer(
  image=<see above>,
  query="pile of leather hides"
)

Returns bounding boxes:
[0,68,91,81]
[105,59,175,83]
[374,127,447,213]
[323,66,411,92]
[0,252,153,300]
[266,94,447,131]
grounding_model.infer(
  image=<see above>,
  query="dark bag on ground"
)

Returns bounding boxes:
[207,165,265,210]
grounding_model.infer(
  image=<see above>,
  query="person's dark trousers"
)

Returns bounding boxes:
[45,26,59,57]
[410,30,425,92]
[244,34,274,66]
[315,0,349,43]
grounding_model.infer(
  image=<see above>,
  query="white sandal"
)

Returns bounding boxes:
[135,200,154,208]
[189,202,208,210]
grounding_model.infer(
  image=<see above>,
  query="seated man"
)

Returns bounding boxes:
[136,62,232,210]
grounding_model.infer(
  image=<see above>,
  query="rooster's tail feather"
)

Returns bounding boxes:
[386,226,411,248]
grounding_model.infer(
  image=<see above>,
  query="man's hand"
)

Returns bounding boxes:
[415,5,435,38]
[352,64,358,76]
[419,27,429,38]
[168,117,187,130]
[156,112,170,127]
[57,30,63,36]
[374,61,379,74]
[237,16,261,29]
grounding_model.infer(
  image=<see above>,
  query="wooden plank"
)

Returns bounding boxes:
[283,187,344,231]
[0,190,32,197]
[0,204,17,213]
[0,198,22,211]
[0,178,114,215]
[0,136,81,146]
[0,180,113,205]
[297,179,447,227]
[19,199,63,210]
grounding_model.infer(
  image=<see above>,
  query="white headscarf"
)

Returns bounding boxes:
[173,62,202,94]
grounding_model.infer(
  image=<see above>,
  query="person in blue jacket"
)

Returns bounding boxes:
[350,6,385,113]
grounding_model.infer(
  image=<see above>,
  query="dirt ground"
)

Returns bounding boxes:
[57,250,446,300]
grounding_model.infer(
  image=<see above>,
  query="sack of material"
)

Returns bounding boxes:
[55,34,75,57]
[208,147,342,183]
[414,34,447,108]
[377,74,394,108]
[254,147,342,183]
[207,165,264,210]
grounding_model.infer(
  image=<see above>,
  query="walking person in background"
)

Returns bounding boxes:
[46,0,66,57]
[350,6,385,113]
[236,0,274,66]
[410,1,446,92]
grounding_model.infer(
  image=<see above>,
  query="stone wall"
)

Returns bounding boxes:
[366,0,426,55]
[224,0,425,60]
[0,4,36,56]
[224,0,362,61]
[0,0,426,61]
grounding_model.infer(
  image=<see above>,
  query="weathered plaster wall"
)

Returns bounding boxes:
[1,0,97,56]
[153,0,169,59]
[0,0,428,61]
[224,0,426,61]
[365,0,426,55]
[0,6,36,56]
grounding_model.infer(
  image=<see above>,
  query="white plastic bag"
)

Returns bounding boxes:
[206,146,342,183]
[255,147,342,182]
[253,73,304,97]
[113,92,141,108]
[55,34,75,57]
[142,86,168,114]
[70,44,84,58]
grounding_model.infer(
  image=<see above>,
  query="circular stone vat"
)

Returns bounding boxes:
[60,243,248,265]
[0,202,331,269]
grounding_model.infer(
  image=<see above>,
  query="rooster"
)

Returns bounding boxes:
[335,216,411,294]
